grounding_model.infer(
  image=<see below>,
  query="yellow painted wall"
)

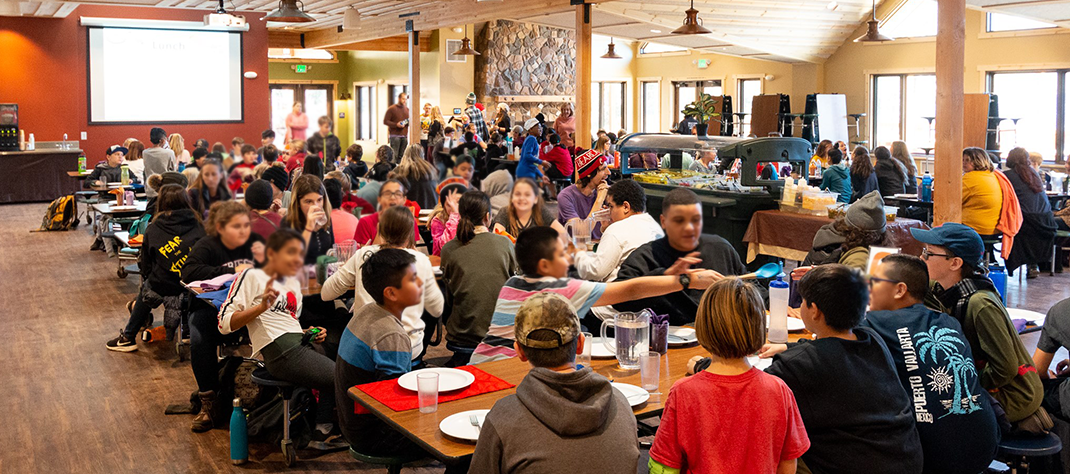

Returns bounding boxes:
[634,50,798,131]
[822,8,1070,133]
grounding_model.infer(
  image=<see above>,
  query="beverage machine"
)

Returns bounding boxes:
[0,104,18,151]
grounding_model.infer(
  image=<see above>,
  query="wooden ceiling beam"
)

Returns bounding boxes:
[303,0,619,49]
[53,1,78,16]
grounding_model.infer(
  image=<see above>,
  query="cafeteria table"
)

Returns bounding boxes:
[742,209,927,263]
[347,331,812,465]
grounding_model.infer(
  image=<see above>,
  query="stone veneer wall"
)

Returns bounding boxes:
[475,20,575,124]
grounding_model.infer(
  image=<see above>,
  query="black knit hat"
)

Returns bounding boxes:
[261,165,289,192]
[245,180,274,211]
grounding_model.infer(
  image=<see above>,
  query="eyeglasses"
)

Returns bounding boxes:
[921,248,952,261]
[380,191,405,199]
[868,276,900,287]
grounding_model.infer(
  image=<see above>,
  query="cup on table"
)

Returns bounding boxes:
[640,351,660,392]
[576,332,593,370]
[417,372,439,414]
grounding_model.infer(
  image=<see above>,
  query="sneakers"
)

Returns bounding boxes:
[309,424,349,451]
[105,332,138,352]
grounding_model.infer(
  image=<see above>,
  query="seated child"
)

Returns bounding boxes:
[334,248,425,456]
[469,293,640,473]
[218,228,339,443]
[863,254,998,474]
[470,226,722,364]
[762,265,923,474]
[649,278,809,474]
[228,144,258,192]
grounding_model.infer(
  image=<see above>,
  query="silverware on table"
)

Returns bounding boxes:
[469,414,482,434]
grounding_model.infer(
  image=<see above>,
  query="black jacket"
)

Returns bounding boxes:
[875,158,907,197]
[307,133,342,163]
[181,234,263,285]
[614,235,745,326]
[343,161,369,188]
[141,209,206,296]
[84,162,140,188]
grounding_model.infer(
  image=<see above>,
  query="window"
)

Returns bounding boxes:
[639,42,687,54]
[987,12,1055,32]
[871,74,936,151]
[387,84,410,105]
[882,0,937,39]
[988,71,1060,160]
[354,85,376,141]
[591,81,627,136]
[673,80,722,125]
[641,81,660,133]
[269,84,334,147]
[268,48,335,61]
[738,78,762,137]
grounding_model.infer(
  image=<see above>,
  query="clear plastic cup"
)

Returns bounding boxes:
[417,372,439,414]
[576,332,593,370]
[640,351,660,392]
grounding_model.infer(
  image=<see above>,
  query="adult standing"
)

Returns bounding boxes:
[873,145,907,198]
[420,102,434,148]
[1004,147,1057,278]
[464,93,489,142]
[553,102,576,149]
[285,102,309,143]
[384,92,410,162]
[143,127,177,198]
[557,149,610,241]
[306,115,342,165]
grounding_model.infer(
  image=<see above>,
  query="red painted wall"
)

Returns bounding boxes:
[0,5,269,160]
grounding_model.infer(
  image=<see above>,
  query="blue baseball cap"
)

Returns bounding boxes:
[910,223,984,268]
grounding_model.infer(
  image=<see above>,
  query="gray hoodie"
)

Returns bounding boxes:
[469,367,639,474]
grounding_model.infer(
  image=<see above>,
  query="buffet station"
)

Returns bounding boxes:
[617,134,812,264]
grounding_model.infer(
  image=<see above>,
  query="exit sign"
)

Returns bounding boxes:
[697,59,710,69]
[295,64,308,73]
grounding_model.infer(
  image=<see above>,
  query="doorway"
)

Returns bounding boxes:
[270,83,335,147]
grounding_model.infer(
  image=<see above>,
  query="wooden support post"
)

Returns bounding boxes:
[575,3,593,149]
[934,0,965,225]
[408,29,422,148]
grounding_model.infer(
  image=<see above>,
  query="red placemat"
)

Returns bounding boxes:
[354,366,515,413]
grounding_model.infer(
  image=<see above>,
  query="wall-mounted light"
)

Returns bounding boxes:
[338,91,352,100]
[243,71,258,79]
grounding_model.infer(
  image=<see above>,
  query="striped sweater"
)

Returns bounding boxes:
[470,276,605,364]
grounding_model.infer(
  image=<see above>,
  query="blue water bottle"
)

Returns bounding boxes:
[230,398,248,465]
[920,171,933,202]
[989,266,1007,303]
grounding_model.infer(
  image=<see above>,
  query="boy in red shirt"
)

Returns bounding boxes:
[228,144,258,192]
[650,278,809,474]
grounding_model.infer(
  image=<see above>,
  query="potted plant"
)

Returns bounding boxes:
[682,93,721,137]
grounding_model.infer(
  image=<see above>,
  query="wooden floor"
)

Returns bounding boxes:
[2,201,1069,473]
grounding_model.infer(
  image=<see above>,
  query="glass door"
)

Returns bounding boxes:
[270,83,335,147]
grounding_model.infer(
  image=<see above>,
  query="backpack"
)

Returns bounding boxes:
[34,195,79,232]
[208,356,271,427]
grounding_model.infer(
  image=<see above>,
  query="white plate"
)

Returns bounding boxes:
[439,409,489,443]
[767,315,806,332]
[611,383,649,407]
[747,356,774,372]
[667,327,697,346]
[397,368,475,393]
[589,337,615,358]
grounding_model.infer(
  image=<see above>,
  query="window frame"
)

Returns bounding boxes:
[353,82,377,142]
[672,80,723,126]
[737,77,763,137]
[591,80,628,136]
[640,80,660,133]
[985,12,1057,33]
[870,73,936,152]
[985,69,1067,162]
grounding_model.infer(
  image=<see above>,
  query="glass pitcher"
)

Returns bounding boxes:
[600,310,652,370]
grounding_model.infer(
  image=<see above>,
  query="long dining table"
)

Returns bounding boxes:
[348,331,813,465]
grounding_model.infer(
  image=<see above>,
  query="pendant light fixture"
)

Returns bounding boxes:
[601,37,622,59]
[672,0,712,35]
[264,0,315,23]
[343,6,360,30]
[854,0,893,42]
[452,25,480,56]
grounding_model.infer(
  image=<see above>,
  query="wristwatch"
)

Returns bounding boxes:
[678,273,691,290]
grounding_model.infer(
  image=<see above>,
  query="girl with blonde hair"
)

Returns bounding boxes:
[395,144,438,209]
[169,133,190,165]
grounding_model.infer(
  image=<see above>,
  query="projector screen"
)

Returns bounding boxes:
[88,27,243,123]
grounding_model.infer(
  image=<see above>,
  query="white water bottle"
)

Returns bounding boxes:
[768,274,789,343]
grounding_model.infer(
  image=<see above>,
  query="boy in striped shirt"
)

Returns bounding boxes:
[334,249,423,456]
[470,226,723,364]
